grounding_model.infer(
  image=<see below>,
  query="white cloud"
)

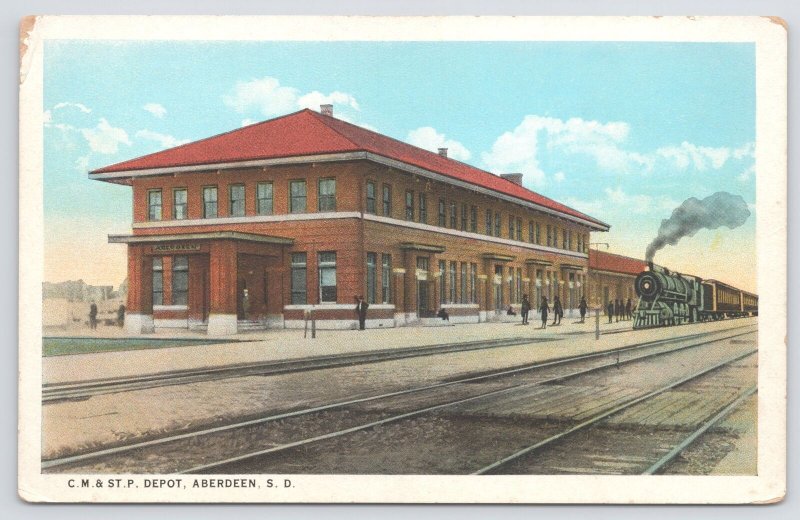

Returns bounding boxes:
[481,115,652,187]
[553,171,565,183]
[737,164,755,183]
[80,118,131,154]
[297,91,359,111]
[53,102,91,114]
[656,141,734,171]
[143,103,167,118]
[406,126,471,161]
[135,129,189,149]
[223,76,361,120]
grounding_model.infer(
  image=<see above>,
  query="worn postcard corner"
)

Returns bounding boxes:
[18,15,786,504]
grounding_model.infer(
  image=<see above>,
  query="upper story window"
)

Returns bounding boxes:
[229,184,245,217]
[516,218,523,241]
[366,181,376,214]
[485,209,492,235]
[148,189,162,221]
[382,184,392,216]
[567,230,573,250]
[546,224,552,247]
[508,217,515,240]
[470,206,478,233]
[494,212,501,237]
[318,252,337,303]
[418,193,427,223]
[528,221,534,243]
[257,182,273,215]
[318,178,336,211]
[563,229,568,250]
[449,202,457,229]
[438,199,446,226]
[577,233,583,253]
[535,222,542,244]
[290,180,307,213]
[203,186,218,219]
[461,204,468,231]
[405,190,414,220]
[172,189,187,220]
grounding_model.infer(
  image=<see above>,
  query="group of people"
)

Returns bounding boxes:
[517,294,588,329]
[606,298,633,323]
[87,302,125,330]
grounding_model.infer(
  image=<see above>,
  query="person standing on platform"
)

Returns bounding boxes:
[354,295,369,331]
[520,294,531,325]
[626,298,633,320]
[552,296,563,326]
[606,300,614,324]
[615,299,621,322]
[117,304,126,327]
[89,302,98,330]
[539,296,549,329]
[579,296,588,323]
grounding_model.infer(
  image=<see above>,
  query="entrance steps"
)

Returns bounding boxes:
[237,320,269,332]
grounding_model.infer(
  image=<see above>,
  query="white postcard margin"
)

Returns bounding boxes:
[18,15,787,504]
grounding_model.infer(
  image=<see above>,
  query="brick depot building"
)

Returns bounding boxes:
[587,249,648,310]
[91,106,609,335]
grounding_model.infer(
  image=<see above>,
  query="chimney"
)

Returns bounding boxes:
[501,173,524,186]
[320,104,334,117]
[438,148,448,158]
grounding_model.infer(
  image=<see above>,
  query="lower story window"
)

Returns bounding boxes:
[381,254,392,304]
[290,253,307,305]
[366,253,377,304]
[152,257,163,306]
[172,256,189,305]
[319,252,337,303]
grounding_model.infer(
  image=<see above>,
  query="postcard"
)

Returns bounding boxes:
[18,15,786,503]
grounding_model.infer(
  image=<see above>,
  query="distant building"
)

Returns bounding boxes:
[42,280,114,302]
[91,105,609,335]
[587,250,647,309]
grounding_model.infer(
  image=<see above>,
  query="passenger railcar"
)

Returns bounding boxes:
[632,265,757,329]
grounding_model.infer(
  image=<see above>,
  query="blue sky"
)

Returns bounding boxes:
[43,40,756,290]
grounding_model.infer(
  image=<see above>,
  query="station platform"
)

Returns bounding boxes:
[41,316,758,386]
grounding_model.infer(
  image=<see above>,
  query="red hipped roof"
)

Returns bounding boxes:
[589,250,647,276]
[92,109,608,229]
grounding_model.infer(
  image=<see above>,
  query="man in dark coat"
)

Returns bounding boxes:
[615,299,622,322]
[626,298,633,320]
[606,300,614,323]
[578,296,588,323]
[552,296,563,326]
[520,295,531,325]
[117,304,126,327]
[354,296,369,330]
[89,302,98,330]
[539,296,549,329]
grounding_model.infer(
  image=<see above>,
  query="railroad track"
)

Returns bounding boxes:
[42,324,755,473]
[42,322,754,404]
[475,351,757,474]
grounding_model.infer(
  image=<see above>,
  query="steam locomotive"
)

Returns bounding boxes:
[632,264,758,329]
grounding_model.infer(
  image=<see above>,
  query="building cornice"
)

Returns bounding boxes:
[129,211,590,260]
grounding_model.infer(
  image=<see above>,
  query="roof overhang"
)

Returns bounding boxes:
[560,263,586,271]
[399,242,446,253]
[525,259,553,267]
[482,253,515,262]
[90,151,610,232]
[108,231,294,245]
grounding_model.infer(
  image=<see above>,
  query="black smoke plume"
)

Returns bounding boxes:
[645,191,750,263]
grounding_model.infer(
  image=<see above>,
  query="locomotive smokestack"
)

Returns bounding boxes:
[645,191,750,263]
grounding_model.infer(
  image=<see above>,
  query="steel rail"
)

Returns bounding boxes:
[473,349,758,475]
[178,333,756,474]
[643,384,758,475]
[42,323,755,403]
[42,326,755,471]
